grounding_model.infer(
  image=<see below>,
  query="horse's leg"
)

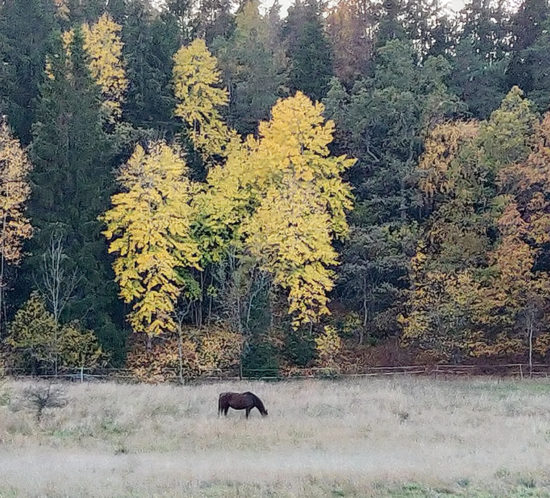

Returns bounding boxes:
[246,407,251,419]
[224,406,229,416]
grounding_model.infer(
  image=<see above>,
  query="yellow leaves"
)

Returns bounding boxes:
[127,334,200,383]
[418,121,479,199]
[7,293,105,370]
[126,326,242,382]
[237,93,354,327]
[101,142,200,337]
[468,332,524,358]
[62,29,74,52]
[197,329,242,371]
[173,40,233,161]
[58,323,107,369]
[104,86,354,334]
[0,122,33,264]
[315,325,342,368]
[83,14,127,122]
[47,15,127,122]
[244,181,336,326]
[189,92,354,328]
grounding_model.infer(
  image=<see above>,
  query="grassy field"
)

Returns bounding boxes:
[0,377,549,497]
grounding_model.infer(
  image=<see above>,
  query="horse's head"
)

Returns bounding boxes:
[262,409,268,417]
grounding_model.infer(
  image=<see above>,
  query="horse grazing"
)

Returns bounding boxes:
[218,392,268,418]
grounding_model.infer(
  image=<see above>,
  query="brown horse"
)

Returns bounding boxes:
[218,392,268,418]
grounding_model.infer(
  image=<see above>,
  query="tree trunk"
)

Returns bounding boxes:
[178,327,184,385]
[528,316,534,379]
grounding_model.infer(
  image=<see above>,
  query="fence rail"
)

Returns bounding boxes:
[2,362,550,383]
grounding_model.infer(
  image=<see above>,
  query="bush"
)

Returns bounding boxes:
[126,334,200,383]
[126,326,243,382]
[21,383,67,422]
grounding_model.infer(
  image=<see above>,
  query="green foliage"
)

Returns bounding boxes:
[242,340,279,378]
[28,27,123,362]
[0,0,59,144]
[325,38,459,344]
[6,292,58,372]
[284,0,333,102]
[121,1,181,133]
[6,292,105,373]
[213,0,287,135]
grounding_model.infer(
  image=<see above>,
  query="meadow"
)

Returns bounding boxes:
[0,377,549,497]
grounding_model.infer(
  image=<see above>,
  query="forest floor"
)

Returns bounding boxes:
[0,377,549,497]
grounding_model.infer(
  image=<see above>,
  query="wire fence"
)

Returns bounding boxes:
[2,362,550,383]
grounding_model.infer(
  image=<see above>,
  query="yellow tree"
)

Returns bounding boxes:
[101,142,201,337]
[0,122,33,329]
[82,13,128,122]
[189,93,354,329]
[173,39,234,162]
[243,93,354,327]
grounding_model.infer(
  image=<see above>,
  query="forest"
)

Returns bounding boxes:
[0,0,550,380]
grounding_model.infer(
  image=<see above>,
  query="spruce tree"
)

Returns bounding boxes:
[0,0,58,144]
[121,0,181,133]
[28,28,123,363]
[506,0,550,112]
[284,0,333,102]
[214,0,287,135]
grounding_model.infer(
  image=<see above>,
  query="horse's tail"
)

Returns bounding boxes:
[246,392,268,416]
[218,393,227,415]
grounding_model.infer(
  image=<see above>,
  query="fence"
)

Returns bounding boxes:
[3,362,550,383]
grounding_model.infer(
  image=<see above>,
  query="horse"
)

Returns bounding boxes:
[218,391,268,418]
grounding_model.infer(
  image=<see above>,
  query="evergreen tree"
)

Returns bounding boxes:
[451,0,514,118]
[213,0,287,135]
[121,1,181,133]
[28,28,123,363]
[189,0,235,44]
[451,36,509,119]
[0,0,59,144]
[506,0,550,112]
[284,0,333,102]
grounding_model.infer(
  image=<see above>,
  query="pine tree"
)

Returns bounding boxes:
[121,0,181,132]
[451,0,514,119]
[506,0,550,112]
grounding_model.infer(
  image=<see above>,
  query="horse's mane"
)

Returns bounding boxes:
[244,391,267,414]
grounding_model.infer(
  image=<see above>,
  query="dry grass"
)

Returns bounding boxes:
[1,377,550,497]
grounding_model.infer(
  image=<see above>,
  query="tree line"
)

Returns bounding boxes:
[0,0,549,380]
